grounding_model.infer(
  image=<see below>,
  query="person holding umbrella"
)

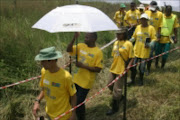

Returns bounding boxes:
[129,13,157,86]
[106,27,134,116]
[33,47,77,120]
[155,5,179,68]
[113,3,127,28]
[67,32,103,120]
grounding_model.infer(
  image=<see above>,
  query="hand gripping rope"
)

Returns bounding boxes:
[54,46,180,120]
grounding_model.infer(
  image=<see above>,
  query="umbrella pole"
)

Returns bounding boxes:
[76,38,78,63]
[123,70,127,120]
[69,56,72,73]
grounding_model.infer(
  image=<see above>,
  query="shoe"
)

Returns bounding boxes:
[106,109,118,116]
[138,73,144,86]
[106,99,119,116]
[161,59,166,69]
[145,70,150,76]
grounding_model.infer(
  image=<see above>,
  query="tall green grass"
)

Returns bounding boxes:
[0,0,179,120]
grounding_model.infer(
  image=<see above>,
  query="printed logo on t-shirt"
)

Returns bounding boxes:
[52,82,60,87]
[80,50,87,55]
[137,32,143,35]
[43,79,50,85]
[88,53,94,58]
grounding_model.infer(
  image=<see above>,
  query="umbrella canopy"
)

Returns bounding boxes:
[32,4,118,33]
[139,0,180,12]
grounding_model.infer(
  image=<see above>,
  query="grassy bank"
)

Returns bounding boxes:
[0,0,180,120]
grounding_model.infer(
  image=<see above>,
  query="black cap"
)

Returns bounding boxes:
[150,1,157,6]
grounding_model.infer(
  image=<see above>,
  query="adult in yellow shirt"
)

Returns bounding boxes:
[155,5,179,68]
[129,13,157,86]
[106,27,134,116]
[124,2,140,39]
[67,32,103,120]
[33,47,77,120]
[113,3,127,28]
[145,1,163,74]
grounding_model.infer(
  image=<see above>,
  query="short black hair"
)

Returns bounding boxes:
[165,5,172,12]
[150,1,157,6]
[131,2,136,5]
[117,30,128,40]
[89,32,97,40]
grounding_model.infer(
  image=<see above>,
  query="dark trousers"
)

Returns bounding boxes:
[132,57,146,74]
[128,26,136,40]
[131,57,147,85]
[75,84,90,120]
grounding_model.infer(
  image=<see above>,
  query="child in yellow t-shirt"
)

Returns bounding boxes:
[33,47,77,120]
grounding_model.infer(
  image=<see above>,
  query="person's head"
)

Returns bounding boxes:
[140,13,149,26]
[165,5,172,16]
[130,2,136,11]
[120,3,126,11]
[149,1,157,12]
[35,47,62,70]
[116,27,128,40]
[85,32,97,46]
[138,4,145,13]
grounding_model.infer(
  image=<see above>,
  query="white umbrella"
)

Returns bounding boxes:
[32,4,118,32]
[139,0,180,12]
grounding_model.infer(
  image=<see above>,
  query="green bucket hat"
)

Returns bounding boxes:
[35,46,62,61]
[120,3,126,8]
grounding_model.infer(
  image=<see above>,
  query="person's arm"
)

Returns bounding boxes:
[32,90,44,117]
[126,58,134,69]
[125,20,131,27]
[124,12,131,27]
[157,27,161,41]
[174,28,178,43]
[68,94,77,120]
[76,62,101,72]
[67,32,80,52]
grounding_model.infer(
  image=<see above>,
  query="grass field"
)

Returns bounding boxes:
[0,0,180,120]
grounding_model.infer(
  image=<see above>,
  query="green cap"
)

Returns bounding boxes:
[35,46,62,61]
[120,3,126,8]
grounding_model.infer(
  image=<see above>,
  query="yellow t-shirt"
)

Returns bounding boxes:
[40,68,76,120]
[110,40,134,75]
[124,9,140,25]
[70,43,103,89]
[132,25,157,58]
[160,14,179,43]
[113,10,128,27]
[145,10,163,33]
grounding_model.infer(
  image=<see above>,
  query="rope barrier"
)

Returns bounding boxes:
[0,62,71,90]
[54,46,180,120]
[0,76,41,90]
[0,46,179,90]
[0,39,117,90]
